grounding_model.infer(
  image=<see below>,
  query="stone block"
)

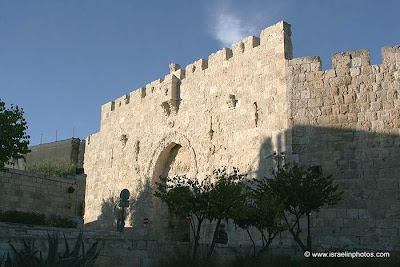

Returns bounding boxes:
[232,36,260,55]
[382,46,400,64]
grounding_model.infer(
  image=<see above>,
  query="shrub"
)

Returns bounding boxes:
[47,214,77,228]
[0,210,46,226]
[28,161,77,178]
[0,210,77,228]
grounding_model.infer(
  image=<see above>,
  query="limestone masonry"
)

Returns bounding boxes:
[8,138,85,172]
[84,21,400,252]
[0,169,85,219]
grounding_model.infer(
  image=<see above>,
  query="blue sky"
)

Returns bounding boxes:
[1,0,399,145]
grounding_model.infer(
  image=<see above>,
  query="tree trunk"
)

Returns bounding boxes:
[307,213,312,253]
[191,218,203,261]
[245,228,256,257]
[283,214,307,252]
[256,231,275,258]
[206,219,221,260]
[189,217,195,258]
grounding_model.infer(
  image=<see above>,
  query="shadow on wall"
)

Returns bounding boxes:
[125,168,190,241]
[84,179,152,231]
[257,125,400,251]
[84,177,188,241]
[85,124,399,251]
[128,178,153,228]
[84,197,119,230]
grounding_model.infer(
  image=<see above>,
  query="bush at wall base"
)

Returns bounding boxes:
[0,210,77,228]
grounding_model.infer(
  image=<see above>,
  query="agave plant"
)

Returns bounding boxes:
[55,232,102,267]
[6,231,103,267]
[0,253,13,267]
[0,254,5,267]
[9,239,41,267]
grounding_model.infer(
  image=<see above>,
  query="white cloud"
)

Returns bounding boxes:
[207,1,280,48]
[214,11,254,47]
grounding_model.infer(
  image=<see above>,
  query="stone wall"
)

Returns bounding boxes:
[8,138,85,172]
[84,20,400,252]
[287,47,400,251]
[0,222,261,267]
[0,169,85,219]
[84,21,293,238]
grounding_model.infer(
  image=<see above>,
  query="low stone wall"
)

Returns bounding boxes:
[0,222,251,267]
[0,169,85,219]
[2,222,398,267]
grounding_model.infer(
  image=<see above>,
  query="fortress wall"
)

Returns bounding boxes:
[287,47,400,250]
[84,19,400,252]
[0,169,85,219]
[84,21,293,234]
[288,47,400,132]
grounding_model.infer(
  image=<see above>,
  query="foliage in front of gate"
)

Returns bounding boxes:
[155,162,343,261]
[155,167,247,261]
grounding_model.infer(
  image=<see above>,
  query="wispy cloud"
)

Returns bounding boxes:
[214,10,255,47]
[206,1,281,48]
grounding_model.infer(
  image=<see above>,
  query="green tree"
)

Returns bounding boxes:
[268,163,343,253]
[233,177,286,258]
[154,174,212,261]
[154,167,247,262]
[206,167,247,260]
[0,99,30,169]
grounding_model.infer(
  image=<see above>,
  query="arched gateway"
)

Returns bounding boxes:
[146,132,198,240]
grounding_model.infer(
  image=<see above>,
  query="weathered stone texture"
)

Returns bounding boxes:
[288,47,400,251]
[7,138,85,172]
[84,21,400,252]
[0,169,85,219]
[85,21,293,236]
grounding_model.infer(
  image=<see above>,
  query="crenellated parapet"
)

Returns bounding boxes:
[288,46,400,131]
[382,45,400,65]
[99,20,399,134]
[100,21,293,125]
[185,58,208,78]
[288,46,400,84]
[101,74,181,121]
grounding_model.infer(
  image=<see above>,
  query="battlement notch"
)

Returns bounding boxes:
[382,46,400,65]
[208,48,233,69]
[185,59,208,78]
[260,21,292,59]
[232,36,260,56]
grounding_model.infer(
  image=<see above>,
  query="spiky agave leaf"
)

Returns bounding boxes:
[8,241,20,257]
[44,232,59,266]
[0,253,5,267]
[83,241,103,267]
[57,231,84,266]
[81,240,85,264]
[71,231,83,259]
[62,233,70,258]
[5,253,12,267]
